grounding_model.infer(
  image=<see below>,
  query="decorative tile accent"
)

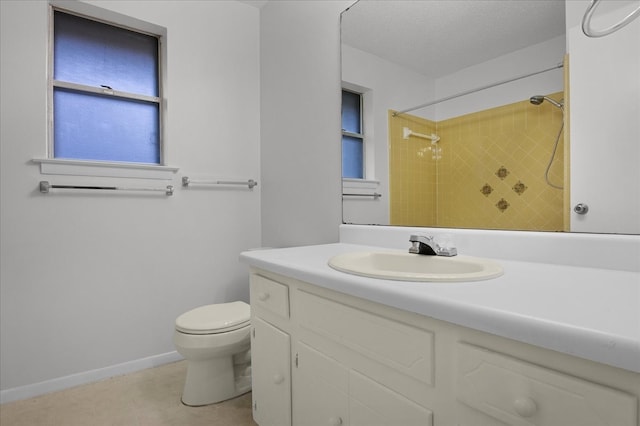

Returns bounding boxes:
[416,147,430,158]
[480,184,493,197]
[512,181,528,195]
[496,198,510,212]
[431,146,442,160]
[495,166,509,180]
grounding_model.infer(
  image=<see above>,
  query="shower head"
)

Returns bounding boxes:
[530,95,564,110]
[529,95,545,105]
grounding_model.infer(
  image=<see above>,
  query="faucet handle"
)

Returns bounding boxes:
[409,234,433,243]
[436,246,457,257]
[433,233,457,256]
[409,234,457,256]
[409,234,437,255]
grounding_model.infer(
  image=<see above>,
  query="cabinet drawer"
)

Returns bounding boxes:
[297,289,434,385]
[251,275,289,319]
[457,343,638,426]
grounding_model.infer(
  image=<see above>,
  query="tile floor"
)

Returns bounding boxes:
[0,361,257,426]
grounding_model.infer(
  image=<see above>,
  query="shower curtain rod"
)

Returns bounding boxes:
[393,62,564,117]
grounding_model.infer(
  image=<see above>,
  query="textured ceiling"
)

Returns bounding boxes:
[341,0,566,78]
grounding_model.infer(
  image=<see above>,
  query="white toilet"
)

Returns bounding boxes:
[173,301,252,406]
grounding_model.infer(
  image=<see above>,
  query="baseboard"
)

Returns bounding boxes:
[0,351,183,404]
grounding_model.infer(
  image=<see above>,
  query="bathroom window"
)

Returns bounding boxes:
[49,7,164,165]
[341,89,364,179]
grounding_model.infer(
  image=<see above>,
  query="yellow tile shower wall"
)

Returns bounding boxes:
[389,92,565,231]
[389,111,438,226]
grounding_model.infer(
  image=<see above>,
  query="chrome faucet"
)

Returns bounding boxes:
[409,235,457,257]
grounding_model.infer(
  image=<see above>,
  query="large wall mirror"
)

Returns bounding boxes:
[341,0,640,235]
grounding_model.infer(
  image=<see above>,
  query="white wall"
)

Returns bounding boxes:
[567,0,640,234]
[260,0,351,248]
[0,0,260,401]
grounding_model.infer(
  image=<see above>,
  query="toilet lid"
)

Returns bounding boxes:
[176,301,250,335]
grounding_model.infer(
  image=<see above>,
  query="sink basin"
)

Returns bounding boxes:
[328,251,503,282]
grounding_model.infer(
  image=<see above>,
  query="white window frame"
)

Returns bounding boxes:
[341,83,378,191]
[341,88,365,179]
[34,1,177,180]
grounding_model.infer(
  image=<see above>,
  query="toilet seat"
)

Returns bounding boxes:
[176,301,250,335]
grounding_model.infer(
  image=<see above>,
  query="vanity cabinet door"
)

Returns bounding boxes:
[294,341,349,426]
[294,341,433,426]
[349,370,433,426]
[251,317,291,426]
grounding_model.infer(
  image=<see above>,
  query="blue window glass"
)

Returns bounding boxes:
[342,90,361,134]
[54,11,158,96]
[54,89,160,163]
[52,10,161,164]
[342,135,363,179]
[342,90,364,178]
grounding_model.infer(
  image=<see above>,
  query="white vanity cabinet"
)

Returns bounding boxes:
[294,336,433,426]
[250,269,640,426]
[250,275,292,426]
[293,288,434,426]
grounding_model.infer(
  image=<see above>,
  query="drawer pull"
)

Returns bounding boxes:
[329,417,343,426]
[258,292,270,301]
[513,397,537,417]
[273,373,284,384]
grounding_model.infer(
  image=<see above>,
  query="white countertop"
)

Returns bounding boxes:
[240,243,640,373]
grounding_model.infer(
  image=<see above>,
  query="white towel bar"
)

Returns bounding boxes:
[39,181,174,196]
[342,192,382,199]
[182,176,257,189]
[402,127,440,143]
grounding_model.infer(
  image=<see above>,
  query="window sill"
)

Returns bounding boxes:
[342,178,380,190]
[342,178,382,199]
[32,158,179,180]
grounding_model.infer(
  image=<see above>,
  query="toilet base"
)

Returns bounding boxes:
[181,356,249,406]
